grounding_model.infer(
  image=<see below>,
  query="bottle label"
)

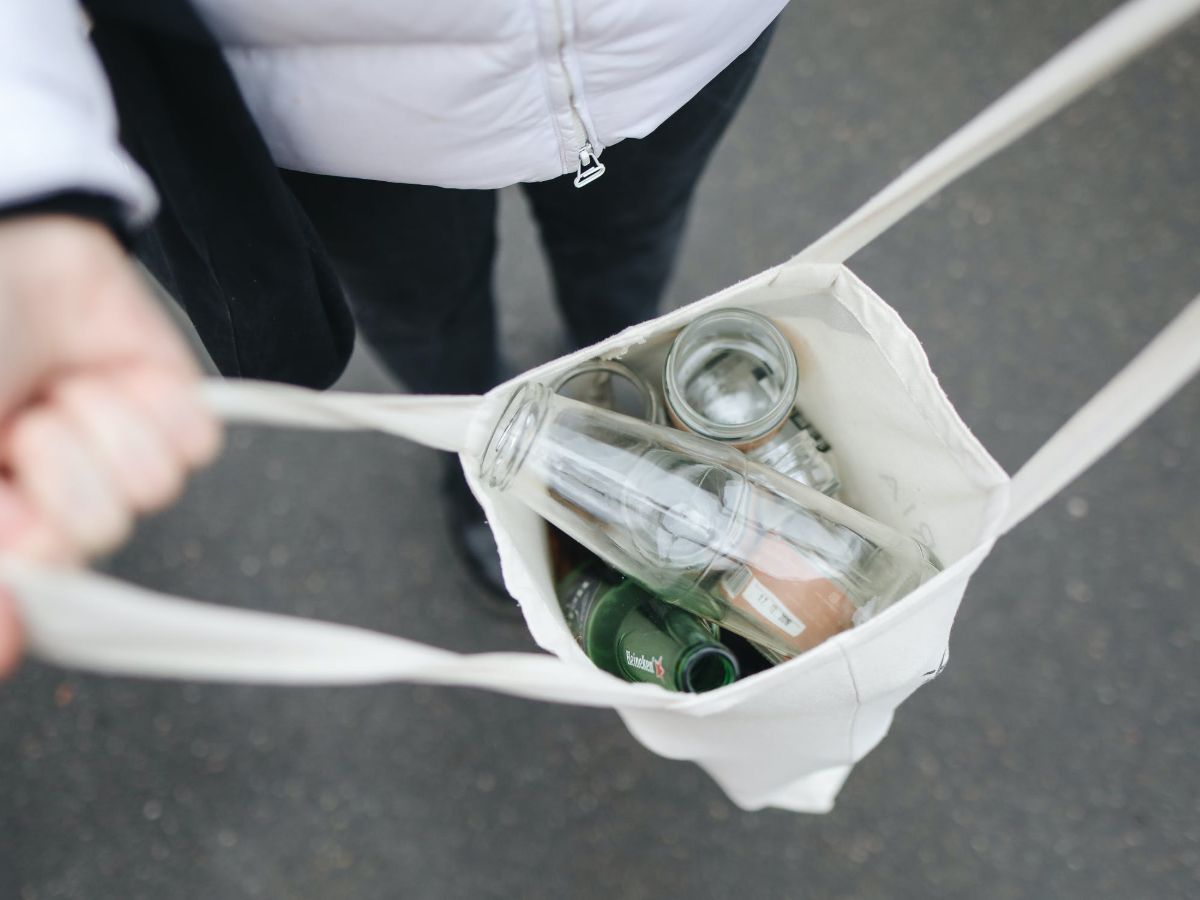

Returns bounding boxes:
[623,649,666,681]
[740,576,807,637]
[718,534,859,657]
[559,565,673,686]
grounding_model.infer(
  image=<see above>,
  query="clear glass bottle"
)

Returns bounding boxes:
[558,560,739,692]
[664,308,841,497]
[475,384,940,661]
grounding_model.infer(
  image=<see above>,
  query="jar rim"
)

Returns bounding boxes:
[663,308,799,443]
[551,358,661,424]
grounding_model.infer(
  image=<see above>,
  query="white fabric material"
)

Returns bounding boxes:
[4,265,1010,814]
[203,380,481,453]
[0,560,668,709]
[2,0,1197,814]
[208,0,786,187]
[3,265,1195,812]
[0,0,784,213]
[0,0,157,222]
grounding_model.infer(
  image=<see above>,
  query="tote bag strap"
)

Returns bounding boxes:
[1,378,675,709]
[2,559,668,709]
[999,294,1200,534]
[201,378,483,453]
[791,0,1200,266]
[780,0,1200,533]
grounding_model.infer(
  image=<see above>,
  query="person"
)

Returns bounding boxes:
[0,1,783,671]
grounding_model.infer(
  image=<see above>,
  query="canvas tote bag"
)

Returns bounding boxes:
[4,0,1199,813]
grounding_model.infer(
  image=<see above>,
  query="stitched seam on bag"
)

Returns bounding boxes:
[837,641,863,765]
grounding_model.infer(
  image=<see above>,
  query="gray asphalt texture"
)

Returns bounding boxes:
[3,2,1199,898]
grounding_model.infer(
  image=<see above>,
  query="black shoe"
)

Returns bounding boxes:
[442,462,519,611]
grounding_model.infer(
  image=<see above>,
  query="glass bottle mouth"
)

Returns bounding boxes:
[664,308,799,444]
[552,358,662,423]
[680,644,740,693]
[479,383,549,491]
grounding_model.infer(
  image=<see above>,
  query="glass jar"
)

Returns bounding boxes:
[476,384,940,661]
[552,359,662,423]
[663,308,841,497]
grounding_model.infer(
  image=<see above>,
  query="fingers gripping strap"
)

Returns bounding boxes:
[1,560,672,709]
[793,0,1200,266]
[202,379,482,453]
[1001,295,1200,534]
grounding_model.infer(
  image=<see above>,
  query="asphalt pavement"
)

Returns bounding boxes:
[1,1,1198,898]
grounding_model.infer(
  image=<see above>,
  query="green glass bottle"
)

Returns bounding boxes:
[558,560,739,693]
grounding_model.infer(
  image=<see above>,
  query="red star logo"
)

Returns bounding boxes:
[653,656,665,680]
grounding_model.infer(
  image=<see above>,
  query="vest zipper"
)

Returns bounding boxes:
[574,143,605,187]
[552,0,605,188]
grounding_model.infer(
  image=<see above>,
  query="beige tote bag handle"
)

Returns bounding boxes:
[998,295,1200,534]
[1,381,687,709]
[782,0,1200,533]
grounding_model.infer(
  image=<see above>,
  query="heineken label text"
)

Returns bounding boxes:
[624,649,666,681]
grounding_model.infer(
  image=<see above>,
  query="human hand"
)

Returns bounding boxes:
[0,214,222,676]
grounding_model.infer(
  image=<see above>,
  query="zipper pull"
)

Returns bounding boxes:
[573,143,606,188]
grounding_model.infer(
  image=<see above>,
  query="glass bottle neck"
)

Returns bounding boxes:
[677,644,739,693]
[612,608,739,693]
[478,383,550,491]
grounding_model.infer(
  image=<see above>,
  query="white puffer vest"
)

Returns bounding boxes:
[0,0,786,224]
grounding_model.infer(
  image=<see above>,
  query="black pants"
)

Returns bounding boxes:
[282,25,774,400]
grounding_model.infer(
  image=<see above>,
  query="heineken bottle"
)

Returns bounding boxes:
[558,560,739,693]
